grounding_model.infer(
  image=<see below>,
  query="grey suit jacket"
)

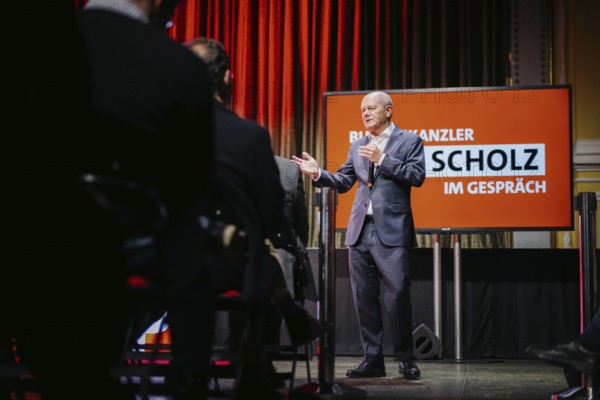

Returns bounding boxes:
[315,125,426,247]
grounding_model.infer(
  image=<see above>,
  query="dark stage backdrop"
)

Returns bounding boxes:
[306,247,582,359]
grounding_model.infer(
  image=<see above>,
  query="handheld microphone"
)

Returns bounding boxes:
[368,161,374,189]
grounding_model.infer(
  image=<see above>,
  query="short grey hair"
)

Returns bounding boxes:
[367,91,394,108]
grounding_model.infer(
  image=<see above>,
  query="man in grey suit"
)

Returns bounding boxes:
[292,91,426,380]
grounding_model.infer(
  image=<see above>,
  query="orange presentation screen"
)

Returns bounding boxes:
[324,86,573,232]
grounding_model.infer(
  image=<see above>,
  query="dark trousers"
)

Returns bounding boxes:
[348,221,414,364]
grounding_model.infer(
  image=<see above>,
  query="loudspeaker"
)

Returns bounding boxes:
[412,323,440,360]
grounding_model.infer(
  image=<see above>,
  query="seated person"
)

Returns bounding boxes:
[527,306,600,376]
[174,36,320,398]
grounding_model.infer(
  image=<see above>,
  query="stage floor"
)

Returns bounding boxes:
[269,355,577,400]
[3,355,577,399]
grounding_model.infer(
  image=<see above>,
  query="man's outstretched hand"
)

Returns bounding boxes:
[291,152,319,179]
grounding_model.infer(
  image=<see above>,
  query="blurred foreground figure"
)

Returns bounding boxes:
[184,37,321,399]
[2,1,126,399]
[78,0,216,398]
[1,0,214,399]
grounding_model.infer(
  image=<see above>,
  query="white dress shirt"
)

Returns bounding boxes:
[366,123,394,215]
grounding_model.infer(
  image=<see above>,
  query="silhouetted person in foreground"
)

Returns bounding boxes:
[1,0,215,399]
[78,1,218,399]
[2,1,135,399]
[184,36,320,398]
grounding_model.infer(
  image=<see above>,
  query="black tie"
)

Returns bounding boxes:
[368,161,375,189]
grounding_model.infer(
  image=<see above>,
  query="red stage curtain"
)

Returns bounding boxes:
[168,0,509,246]
[169,0,509,163]
[73,0,510,246]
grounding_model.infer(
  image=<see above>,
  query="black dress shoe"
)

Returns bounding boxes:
[346,361,386,378]
[398,360,420,380]
[526,340,599,374]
